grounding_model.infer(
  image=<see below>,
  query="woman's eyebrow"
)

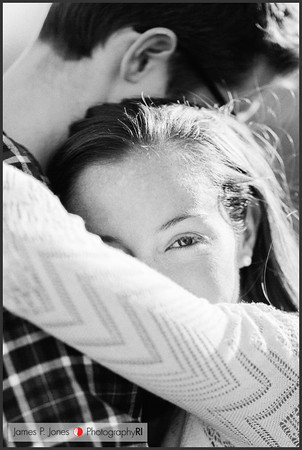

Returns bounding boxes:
[159,214,199,232]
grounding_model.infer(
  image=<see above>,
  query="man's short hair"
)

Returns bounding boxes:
[39,3,299,95]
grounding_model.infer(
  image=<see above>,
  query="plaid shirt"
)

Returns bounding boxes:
[3,134,149,447]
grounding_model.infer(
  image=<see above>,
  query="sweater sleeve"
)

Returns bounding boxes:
[3,163,299,447]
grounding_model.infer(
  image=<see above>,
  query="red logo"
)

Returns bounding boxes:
[73,427,83,437]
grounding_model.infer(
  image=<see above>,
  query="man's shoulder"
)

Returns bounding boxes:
[3,133,49,185]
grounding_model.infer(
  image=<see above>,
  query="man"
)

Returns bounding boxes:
[3,3,299,447]
[4,3,299,172]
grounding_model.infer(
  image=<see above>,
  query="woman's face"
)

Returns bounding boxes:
[69,151,245,304]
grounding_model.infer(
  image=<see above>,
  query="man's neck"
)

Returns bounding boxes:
[3,42,105,172]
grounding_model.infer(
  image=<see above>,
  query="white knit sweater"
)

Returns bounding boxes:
[3,163,299,447]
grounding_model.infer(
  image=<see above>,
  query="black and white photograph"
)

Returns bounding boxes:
[3,2,299,447]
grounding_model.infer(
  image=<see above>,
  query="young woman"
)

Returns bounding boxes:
[4,100,298,447]
[47,99,299,446]
[48,99,298,312]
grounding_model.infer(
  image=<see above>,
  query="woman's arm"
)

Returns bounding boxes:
[4,163,298,447]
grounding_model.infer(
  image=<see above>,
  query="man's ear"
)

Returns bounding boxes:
[238,203,262,269]
[120,28,177,83]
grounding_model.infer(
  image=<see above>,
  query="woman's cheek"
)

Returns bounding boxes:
[156,254,237,303]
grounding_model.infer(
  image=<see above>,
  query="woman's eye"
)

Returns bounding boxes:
[167,235,203,250]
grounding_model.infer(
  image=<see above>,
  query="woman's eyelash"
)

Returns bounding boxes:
[167,235,205,251]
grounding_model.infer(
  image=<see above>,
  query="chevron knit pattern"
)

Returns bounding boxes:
[3,163,299,447]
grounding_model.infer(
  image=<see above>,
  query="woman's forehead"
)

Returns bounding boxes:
[71,155,220,243]
[75,152,218,213]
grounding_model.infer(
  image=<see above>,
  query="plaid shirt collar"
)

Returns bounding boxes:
[3,133,49,185]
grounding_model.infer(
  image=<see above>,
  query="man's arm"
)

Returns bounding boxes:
[4,163,299,447]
